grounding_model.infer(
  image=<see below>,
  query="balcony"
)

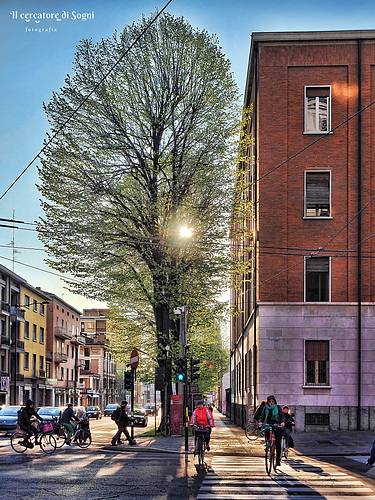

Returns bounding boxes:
[0,335,10,347]
[75,358,85,369]
[54,352,68,363]
[54,327,72,340]
[10,306,25,322]
[1,301,10,314]
[71,334,86,345]
[16,339,25,351]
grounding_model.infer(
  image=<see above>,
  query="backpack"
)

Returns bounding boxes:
[111,409,118,421]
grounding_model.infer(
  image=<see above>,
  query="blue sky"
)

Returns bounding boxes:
[1,0,375,310]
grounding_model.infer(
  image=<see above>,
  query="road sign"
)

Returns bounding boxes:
[130,349,139,369]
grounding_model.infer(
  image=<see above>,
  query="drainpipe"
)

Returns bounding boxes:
[252,44,259,413]
[357,39,362,431]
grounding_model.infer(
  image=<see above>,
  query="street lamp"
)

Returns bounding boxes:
[10,301,49,405]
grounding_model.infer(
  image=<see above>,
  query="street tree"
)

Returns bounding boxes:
[37,12,240,393]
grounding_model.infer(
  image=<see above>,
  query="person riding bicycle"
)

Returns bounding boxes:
[18,399,42,448]
[258,395,285,466]
[282,405,295,448]
[61,403,79,446]
[190,400,214,451]
[253,400,266,423]
[111,401,136,446]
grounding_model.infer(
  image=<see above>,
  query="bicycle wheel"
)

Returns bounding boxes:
[11,431,28,453]
[40,433,57,454]
[245,422,259,441]
[272,441,277,472]
[76,429,92,448]
[55,426,68,448]
[199,441,206,466]
[265,441,273,475]
[160,421,170,437]
[281,436,288,459]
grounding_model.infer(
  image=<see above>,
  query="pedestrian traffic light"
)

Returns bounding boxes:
[124,370,132,390]
[176,357,186,383]
[191,358,200,382]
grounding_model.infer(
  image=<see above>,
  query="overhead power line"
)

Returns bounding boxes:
[0,0,173,201]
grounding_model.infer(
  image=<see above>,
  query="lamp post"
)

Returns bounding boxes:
[10,301,49,405]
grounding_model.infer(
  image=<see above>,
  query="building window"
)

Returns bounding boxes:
[305,340,329,386]
[24,321,29,340]
[33,299,38,312]
[24,295,30,308]
[32,354,37,377]
[39,355,44,371]
[40,303,45,316]
[304,86,331,133]
[33,324,37,342]
[39,327,44,344]
[305,171,331,218]
[84,360,90,370]
[305,413,329,426]
[24,352,29,370]
[305,256,330,302]
[61,367,64,381]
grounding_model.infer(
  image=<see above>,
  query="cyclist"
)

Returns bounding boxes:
[111,400,136,446]
[190,400,214,451]
[282,405,295,448]
[253,400,266,423]
[61,403,79,446]
[18,399,42,448]
[258,395,285,466]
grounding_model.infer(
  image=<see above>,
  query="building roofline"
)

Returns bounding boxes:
[40,290,82,316]
[251,29,375,42]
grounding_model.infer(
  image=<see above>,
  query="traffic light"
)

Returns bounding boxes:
[176,357,186,383]
[191,358,200,382]
[124,370,132,390]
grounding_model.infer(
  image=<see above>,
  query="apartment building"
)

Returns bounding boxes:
[231,30,375,431]
[80,309,117,408]
[42,292,84,406]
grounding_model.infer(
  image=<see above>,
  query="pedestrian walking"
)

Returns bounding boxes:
[111,401,136,446]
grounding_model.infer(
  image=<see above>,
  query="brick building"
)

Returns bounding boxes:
[231,30,375,431]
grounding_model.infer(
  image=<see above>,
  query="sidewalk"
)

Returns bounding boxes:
[101,411,375,459]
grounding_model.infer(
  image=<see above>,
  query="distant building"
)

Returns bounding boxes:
[231,30,375,431]
[42,292,84,407]
[80,309,117,408]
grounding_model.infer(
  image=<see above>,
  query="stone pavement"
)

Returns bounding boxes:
[102,410,375,459]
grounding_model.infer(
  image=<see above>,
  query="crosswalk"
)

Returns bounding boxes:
[197,455,375,499]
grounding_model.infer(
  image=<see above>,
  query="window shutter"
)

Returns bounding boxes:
[306,257,329,273]
[306,87,330,97]
[306,173,330,205]
[305,340,329,361]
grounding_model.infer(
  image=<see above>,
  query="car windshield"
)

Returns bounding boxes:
[0,407,21,415]
[38,407,59,415]
[87,407,97,411]
[106,405,117,409]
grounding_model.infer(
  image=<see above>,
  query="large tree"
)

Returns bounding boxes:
[37,12,240,376]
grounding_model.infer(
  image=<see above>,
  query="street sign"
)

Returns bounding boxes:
[130,349,139,369]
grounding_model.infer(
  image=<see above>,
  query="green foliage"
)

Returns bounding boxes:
[187,306,229,395]
[37,11,240,362]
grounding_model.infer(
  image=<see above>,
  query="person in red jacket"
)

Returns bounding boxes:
[190,400,214,451]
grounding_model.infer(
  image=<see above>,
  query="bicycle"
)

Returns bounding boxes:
[245,421,264,441]
[160,415,170,437]
[11,421,57,454]
[194,426,209,466]
[281,433,289,459]
[51,417,71,448]
[263,424,283,474]
[59,418,92,448]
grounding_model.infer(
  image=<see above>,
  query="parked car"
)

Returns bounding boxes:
[129,406,148,427]
[86,406,102,419]
[144,404,156,416]
[104,403,120,416]
[0,405,22,433]
[37,406,63,422]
